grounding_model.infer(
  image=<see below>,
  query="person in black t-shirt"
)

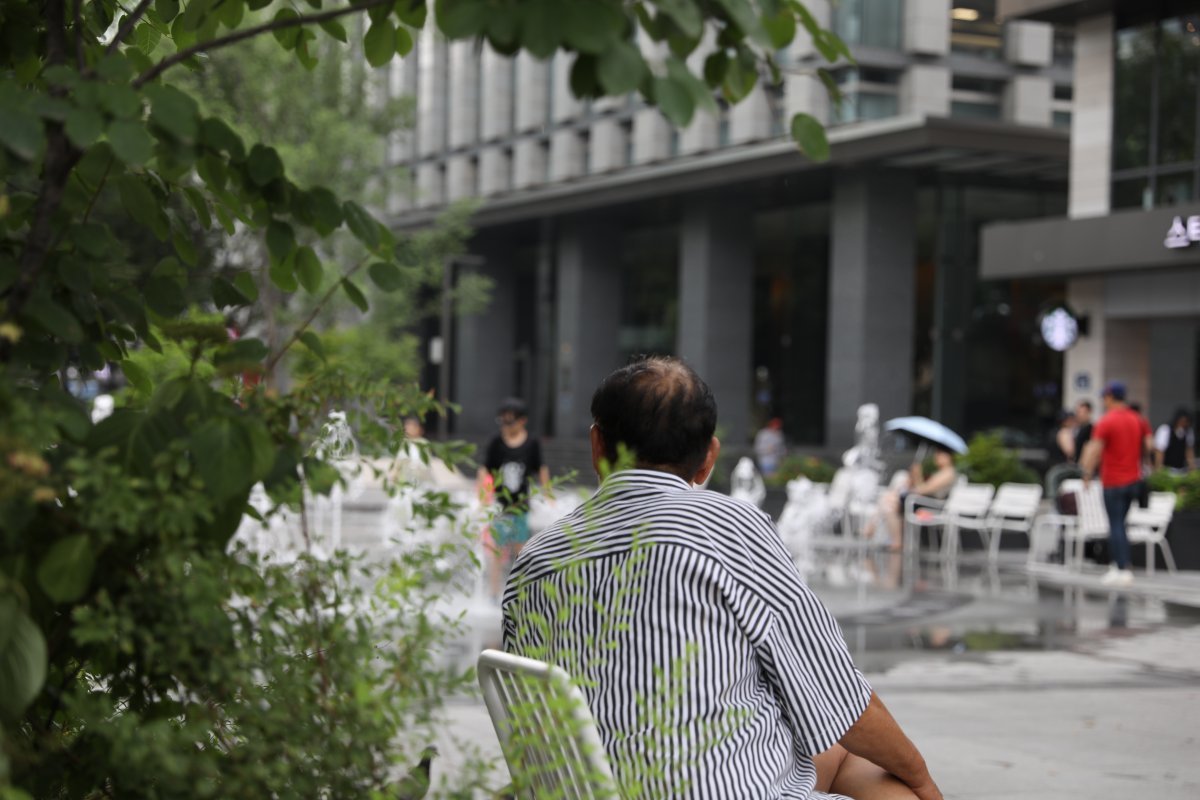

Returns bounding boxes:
[478,398,550,600]
[1074,400,1094,462]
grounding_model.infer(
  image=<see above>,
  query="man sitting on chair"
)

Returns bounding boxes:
[502,357,941,800]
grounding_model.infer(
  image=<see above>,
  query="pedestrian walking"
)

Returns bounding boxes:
[1154,408,1195,472]
[1081,381,1153,586]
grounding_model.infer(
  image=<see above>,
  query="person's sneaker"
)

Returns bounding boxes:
[1101,567,1134,586]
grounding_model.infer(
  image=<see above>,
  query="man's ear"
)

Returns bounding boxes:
[590,424,606,479]
[692,436,721,488]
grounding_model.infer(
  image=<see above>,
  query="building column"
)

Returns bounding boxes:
[554,219,621,438]
[454,253,517,436]
[826,168,917,451]
[678,195,754,446]
[931,180,969,434]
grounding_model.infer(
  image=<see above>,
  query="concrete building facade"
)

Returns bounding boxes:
[983,0,1200,431]
[388,1,1075,457]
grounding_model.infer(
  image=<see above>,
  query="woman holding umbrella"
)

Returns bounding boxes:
[866,447,958,551]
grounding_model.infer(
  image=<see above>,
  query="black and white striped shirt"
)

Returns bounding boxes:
[502,469,873,798]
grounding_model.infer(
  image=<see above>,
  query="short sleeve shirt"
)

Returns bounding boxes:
[485,435,543,509]
[502,469,872,798]
[1094,407,1151,487]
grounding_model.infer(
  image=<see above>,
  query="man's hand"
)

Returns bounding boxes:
[910,777,944,800]
[838,692,938,799]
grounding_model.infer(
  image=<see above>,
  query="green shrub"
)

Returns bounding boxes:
[766,455,838,487]
[957,432,1039,488]
[1147,469,1200,510]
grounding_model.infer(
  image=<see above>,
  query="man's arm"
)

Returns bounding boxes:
[838,692,941,800]
[1080,438,1104,484]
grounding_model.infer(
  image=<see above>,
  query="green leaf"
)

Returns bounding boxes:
[0,106,44,161]
[115,175,169,239]
[172,228,198,266]
[342,201,380,248]
[713,0,768,45]
[146,83,200,141]
[763,8,796,49]
[341,278,369,312]
[200,117,246,161]
[817,67,842,110]
[233,271,259,302]
[36,535,96,604]
[562,0,621,54]
[69,222,118,258]
[24,295,84,343]
[0,603,47,720]
[265,219,296,263]
[214,337,269,369]
[218,0,244,28]
[178,0,214,32]
[298,330,325,361]
[144,275,188,317]
[64,107,102,148]
[519,0,561,58]
[190,417,253,501]
[395,25,414,57]
[597,41,646,95]
[183,186,212,228]
[396,0,427,28]
[107,119,154,165]
[722,50,758,103]
[212,277,252,308]
[654,76,695,126]
[156,0,181,23]
[306,187,343,235]
[294,246,323,293]
[368,261,405,292]
[97,83,141,118]
[437,0,489,38]
[790,112,830,161]
[364,19,396,68]
[122,358,152,394]
[704,51,730,87]
[247,143,284,186]
[654,0,703,38]
[272,8,302,48]
[269,251,298,292]
[319,18,348,42]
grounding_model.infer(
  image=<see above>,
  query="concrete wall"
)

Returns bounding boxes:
[826,168,917,450]
[1069,14,1114,219]
[906,0,950,56]
[678,196,754,445]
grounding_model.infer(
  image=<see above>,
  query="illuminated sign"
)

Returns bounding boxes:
[1165,215,1200,249]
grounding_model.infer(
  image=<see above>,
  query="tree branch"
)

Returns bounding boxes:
[74,0,85,70]
[132,0,394,87]
[263,255,369,374]
[105,0,155,55]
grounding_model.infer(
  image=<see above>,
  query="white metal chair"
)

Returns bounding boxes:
[477,649,620,799]
[1126,491,1178,574]
[905,483,994,558]
[984,483,1044,561]
[1058,479,1110,567]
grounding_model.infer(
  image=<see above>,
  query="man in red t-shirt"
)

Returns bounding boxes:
[1081,381,1153,586]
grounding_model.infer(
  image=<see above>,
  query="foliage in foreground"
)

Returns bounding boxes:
[0,0,845,795]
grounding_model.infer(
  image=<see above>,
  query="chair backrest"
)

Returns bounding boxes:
[944,483,995,516]
[1058,479,1108,535]
[989,483,1043,519]
[1127,491,1177,527]
[477,649,620,799]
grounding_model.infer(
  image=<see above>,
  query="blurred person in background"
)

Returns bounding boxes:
[1074,400,1094,461]
[1154,409,1195,473]
[753,417,786,478]
[1052,408,1078,464]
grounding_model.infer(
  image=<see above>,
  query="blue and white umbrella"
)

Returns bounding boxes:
[884,416,968,455]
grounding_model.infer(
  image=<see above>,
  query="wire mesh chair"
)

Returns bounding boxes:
[478,649,620,799]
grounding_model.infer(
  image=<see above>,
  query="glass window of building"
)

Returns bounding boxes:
[618,225,678,363]
[1112,6,1200,209]
[950,1,1003,59]
[950,75,1003,120]
[833,0,904,50]
[833,68,900,125]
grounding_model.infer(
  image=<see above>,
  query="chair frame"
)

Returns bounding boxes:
[478,649,620,799]
[984,483,1044,562]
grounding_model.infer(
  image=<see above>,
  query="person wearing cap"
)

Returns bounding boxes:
[478,398,550,600]
[1080,381,1153,586]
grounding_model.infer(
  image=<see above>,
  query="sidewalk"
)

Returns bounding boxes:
[429,625,1200,799]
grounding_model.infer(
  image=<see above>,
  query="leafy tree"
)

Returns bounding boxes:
[0,0,845,796]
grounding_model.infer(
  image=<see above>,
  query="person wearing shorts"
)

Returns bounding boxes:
[478,398,549,600]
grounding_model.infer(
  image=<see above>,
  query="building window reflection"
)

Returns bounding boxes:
[1111,7,1200,209]
[950,1,1003,60]
[833,0,904,50]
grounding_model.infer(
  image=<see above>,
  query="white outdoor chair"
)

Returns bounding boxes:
[1058,479,1111,568]
[905,482,994,558]
[477,649,620,799]
[984,483,1044,562]
[1126,491,1178,575]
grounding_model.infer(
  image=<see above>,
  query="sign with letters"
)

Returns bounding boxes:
[1165,215,1200,249]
